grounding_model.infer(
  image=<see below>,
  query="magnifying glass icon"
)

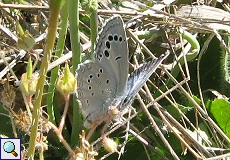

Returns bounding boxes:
[3,141,18,157]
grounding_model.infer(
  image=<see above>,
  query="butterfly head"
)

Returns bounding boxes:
[107,95,132,118]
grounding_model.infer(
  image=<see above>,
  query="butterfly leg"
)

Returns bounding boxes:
[101,117,112,138]
[86,114,110,140]
[86,108,119,140]
[101,107,119,138]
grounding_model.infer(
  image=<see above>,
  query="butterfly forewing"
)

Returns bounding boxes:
[94,15,128,96]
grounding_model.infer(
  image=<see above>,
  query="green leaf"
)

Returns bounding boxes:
[209,99,230,138]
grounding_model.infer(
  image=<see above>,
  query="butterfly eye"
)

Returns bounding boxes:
[106,79,109,84]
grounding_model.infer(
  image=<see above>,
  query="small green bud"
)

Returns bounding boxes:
[17,21,35,51]
[26,56,33,80]
[81,0,98,14]
[20,57,38,96]
[20,73,39,96]
[56,63,77,95]
[16,20,24,37]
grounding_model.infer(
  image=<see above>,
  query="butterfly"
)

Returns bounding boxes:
[76,15,168,139]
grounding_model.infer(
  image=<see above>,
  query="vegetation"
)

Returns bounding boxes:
[0,0,230,159]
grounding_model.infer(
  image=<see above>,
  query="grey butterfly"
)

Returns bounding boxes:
[76,15,168,132]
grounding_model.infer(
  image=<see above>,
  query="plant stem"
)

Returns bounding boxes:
[90,11,98,55]
[27,1,62,159]
[47,0,69,124]
[69,0,81,146]
[58,94,70,134]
